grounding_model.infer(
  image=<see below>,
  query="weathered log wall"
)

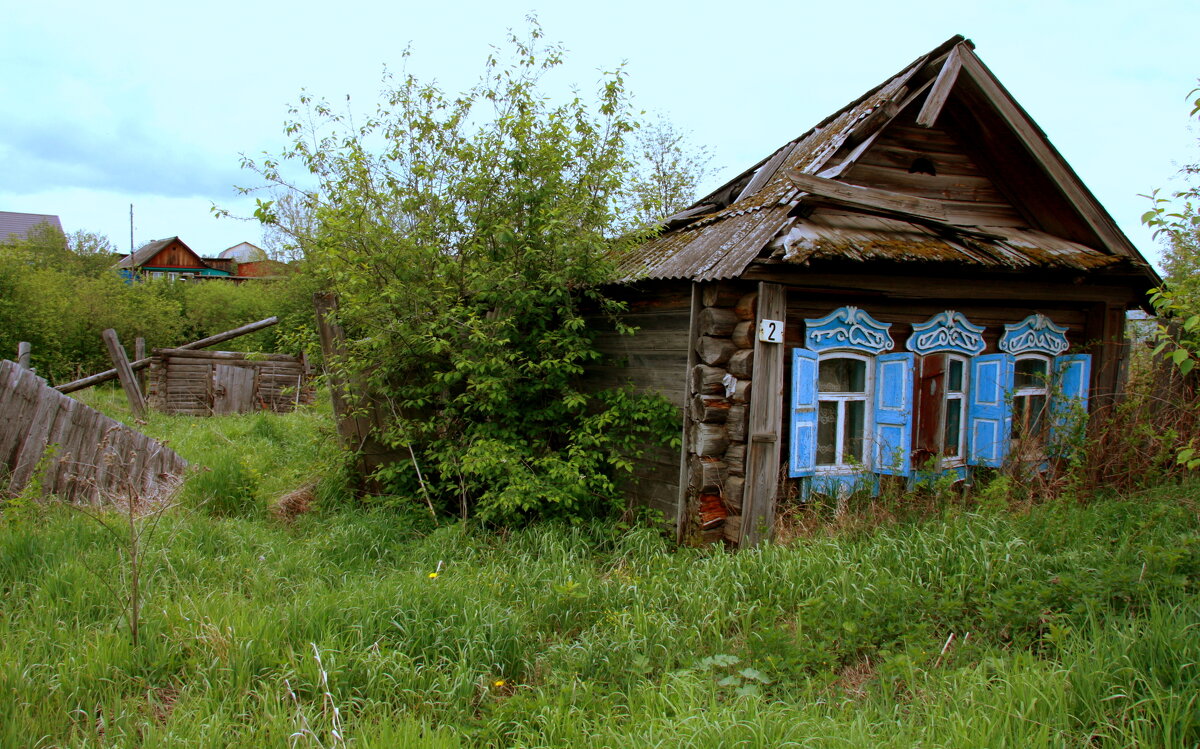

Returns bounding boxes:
[681,281,759,545]
[146,349,314,416]
[0,360,188,503]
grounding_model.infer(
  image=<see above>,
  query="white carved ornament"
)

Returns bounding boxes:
[804,306,894,354]
[905,311,986,356]
[999,314,1070,356]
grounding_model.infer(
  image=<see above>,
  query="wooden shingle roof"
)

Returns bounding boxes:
[613,37,1157,287]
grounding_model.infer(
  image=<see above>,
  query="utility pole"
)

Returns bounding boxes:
[129,203,134,252]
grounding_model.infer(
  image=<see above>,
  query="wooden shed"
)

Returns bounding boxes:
[592,36,1159,546]
[146,349,314,415]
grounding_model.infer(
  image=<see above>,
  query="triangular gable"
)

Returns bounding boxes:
[615,37,1157,287]
[115,237,209,270]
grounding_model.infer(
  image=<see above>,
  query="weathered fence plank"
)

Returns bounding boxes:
[0,361,188,503]
[102,329,147,418]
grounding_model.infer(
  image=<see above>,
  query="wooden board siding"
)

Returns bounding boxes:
[143,239,210,270]
[844,112,1026,227]
[584,281,694,526]
[0,360,187,503]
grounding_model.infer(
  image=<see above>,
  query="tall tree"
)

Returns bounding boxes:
[621,113,717,230]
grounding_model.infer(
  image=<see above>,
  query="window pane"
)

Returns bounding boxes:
[1014,358,1048,389]
[844,399,866,462]
[1013,394,1048,441]
[943,397,962,457]
[1027,394,1047,438]
[947,358,964,393]
[819,358,866,393]
[817,401,837,465]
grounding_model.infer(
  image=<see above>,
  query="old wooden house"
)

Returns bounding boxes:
[115,237,232,281]
[593,37,1159,546]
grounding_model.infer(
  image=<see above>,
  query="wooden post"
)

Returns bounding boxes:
[135,337,147,393]
[739,282,786,547]
[675,283,702,544]
[16,342,31,369]
[101,329,146,418]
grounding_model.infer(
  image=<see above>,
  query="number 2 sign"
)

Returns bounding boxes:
[758,319,784,343]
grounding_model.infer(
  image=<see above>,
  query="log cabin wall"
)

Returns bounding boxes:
[584,280,694,532]
[684,280,759,544]
[147,350,314,416]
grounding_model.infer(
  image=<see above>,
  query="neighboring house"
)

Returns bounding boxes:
[590,36,1159,547]
[114,237,232,281]
[0,211,63,241]
[218,241,289,278]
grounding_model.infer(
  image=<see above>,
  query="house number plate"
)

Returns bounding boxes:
[758,319,784,343]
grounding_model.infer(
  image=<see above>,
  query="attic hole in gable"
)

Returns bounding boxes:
[908,157,937,176]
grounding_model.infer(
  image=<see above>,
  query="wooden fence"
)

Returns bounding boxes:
[0,360,189,503]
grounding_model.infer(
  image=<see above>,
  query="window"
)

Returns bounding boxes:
[942,355,968,462]
[1011,355,1050,452]
[816,354,871,469]
[790,307,914,485]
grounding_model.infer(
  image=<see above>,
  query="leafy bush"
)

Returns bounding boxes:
[242,23,679,525]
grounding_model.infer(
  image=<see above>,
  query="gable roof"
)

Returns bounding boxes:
[614,37,1157,286]
[0,212,63,241]
[114,236,207,269]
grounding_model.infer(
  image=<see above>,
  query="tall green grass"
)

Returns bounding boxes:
[2,485,1197,747]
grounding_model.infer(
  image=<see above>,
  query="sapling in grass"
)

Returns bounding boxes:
[67,439,183,649]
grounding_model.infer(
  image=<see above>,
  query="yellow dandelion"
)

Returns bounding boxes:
[493,679,506,688]
[428,572,438,579]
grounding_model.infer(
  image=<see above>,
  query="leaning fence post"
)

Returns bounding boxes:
[135,337,147,393]
[17,342,31,369]
[102,329,146,418]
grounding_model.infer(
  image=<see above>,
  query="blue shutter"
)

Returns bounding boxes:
[967,354,1014,467]
[1049,354,1091,455]
[789,347,818,478]
[873,352,914,476]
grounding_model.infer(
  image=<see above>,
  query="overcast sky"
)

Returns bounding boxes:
[2,0,1197,267]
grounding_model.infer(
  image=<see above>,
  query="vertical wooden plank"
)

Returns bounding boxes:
[39,396,76,497]
[0,368,42,469]
[17,342,31,369]
[740,282,787,547]
[9,382,60,494]
[53,399,91,502]
[674,283,701,543]
[135,337,147,394]
[75,405,106,506]
[0,360,18,420]
[101,329,146,418]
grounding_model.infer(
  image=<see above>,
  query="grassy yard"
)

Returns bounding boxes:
[1,389,1198,747]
